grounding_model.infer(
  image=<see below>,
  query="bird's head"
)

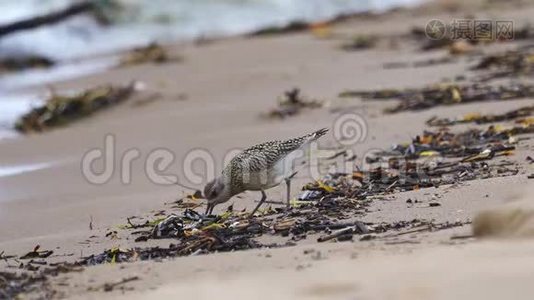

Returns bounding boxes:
[203,177,231,215]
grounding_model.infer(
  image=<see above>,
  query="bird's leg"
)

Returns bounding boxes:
[285,171,298,208]
[205,203,214,216]
[285,178,291,208]
[249,190,267,217]
[209,203,216,215]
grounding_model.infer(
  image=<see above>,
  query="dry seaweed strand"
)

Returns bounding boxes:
[247,12,372,37]
[340,82,534,113]
[90,110,532,261]
[0,56,54,73]
[266,88,323,119]
[6,91,533,298]
[15,83,136,133]
[6,121,531,298]
[427,105,534,126]
[471,48,534,81]
[409,23,534,51]
[0,259,82,299]
[119,43,181,66]
[95,119,531,261]
[340,35,378,51]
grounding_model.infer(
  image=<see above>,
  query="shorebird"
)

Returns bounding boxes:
[203,128,328,216]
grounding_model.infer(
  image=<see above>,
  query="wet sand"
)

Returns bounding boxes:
[1,0,534,298]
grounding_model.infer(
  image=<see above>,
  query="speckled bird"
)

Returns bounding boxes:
[204,128,328,216]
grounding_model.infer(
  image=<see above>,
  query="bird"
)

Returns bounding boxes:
[203,128,329,216]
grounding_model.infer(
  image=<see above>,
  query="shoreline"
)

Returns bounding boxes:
[0,2,423,143]
[1,0,534,298]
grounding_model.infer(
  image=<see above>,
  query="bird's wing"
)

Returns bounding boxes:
[225,128,329,174]
[229,141,284,173]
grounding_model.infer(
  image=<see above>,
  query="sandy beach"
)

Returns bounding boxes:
[1,0,534,299]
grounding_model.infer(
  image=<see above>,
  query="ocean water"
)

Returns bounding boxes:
[0,0,422,61]
[0,92,43,140]
[0,0,422,140]
[0,57,118,92]
[0,162,54,178]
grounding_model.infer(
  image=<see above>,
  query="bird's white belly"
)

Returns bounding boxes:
[242,157,293,191]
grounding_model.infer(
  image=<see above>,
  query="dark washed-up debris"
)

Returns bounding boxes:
[305,123,528,199]
[317,227,355,242]
[340,35,378,51]
[15,83,136,133]
[0,251,16,260]
[340,83,534,113]
[8,93,532,298]
[248,21,309,36]
[0,56,54,73]
[119,43,181,66]
[409,25,457,51]
[317,222,369,242]
[298,190,323,201]
[7,114,529,298]
[266,88,323,119]
[81,215,465,268]
[471,49,534,81]
[19,245,53,260]
[383,56,454,69]
[426,105,534,126]
[86,276,140,292]
[0,271,46,299]
[409,23,534,51]
[0,261,82,299]
[247,12,364,37]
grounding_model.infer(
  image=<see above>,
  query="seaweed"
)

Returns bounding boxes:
[0,56,54,73]
[7,108,532,298]
[427,105,534,126]
[340,83,534,113]
[266,88,323,119]
[86,117,532,263]
[409,23,534,52]
[15,83,136,133]
[340,35,378,51]
[248,21,310,36]
[119,43,181,67]
[471,49,534,81]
